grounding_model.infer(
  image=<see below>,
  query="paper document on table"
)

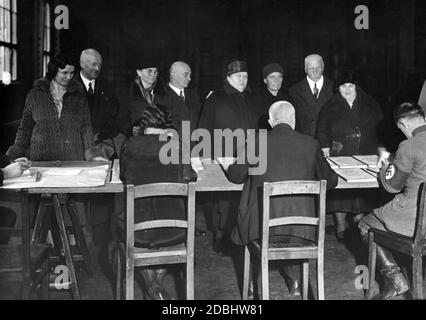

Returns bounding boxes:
[2,170,38,185]
[110,160,121,184]
[190,157,204,173]
[334,168,378,183]
[328,156,366,168]
[326,157,338,169]
[43,168,83,176]
[352,155,379,168]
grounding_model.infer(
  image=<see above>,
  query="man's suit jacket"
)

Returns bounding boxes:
[75,74,120,140]
[156,85,201,135]
[289,77,334,137]
[227,123,338,245]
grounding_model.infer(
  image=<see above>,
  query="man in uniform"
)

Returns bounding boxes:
[359,102,426,299]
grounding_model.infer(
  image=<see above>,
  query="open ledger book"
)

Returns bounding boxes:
[334,168,378,183]
[327,156,366,168]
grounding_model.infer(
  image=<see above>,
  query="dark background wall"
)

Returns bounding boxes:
[1,0,426,152]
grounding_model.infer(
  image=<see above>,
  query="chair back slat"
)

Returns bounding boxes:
[134,183,188,198]
[269,216,319,228]
[414,182,426,243]
[270,181,321,196]
[262,180,327,252]
[135,220,187,231]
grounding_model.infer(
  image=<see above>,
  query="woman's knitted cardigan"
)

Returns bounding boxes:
[6,78,95,161]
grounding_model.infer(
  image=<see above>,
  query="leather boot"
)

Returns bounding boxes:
[360,230,409,299]
[375,245,409,300]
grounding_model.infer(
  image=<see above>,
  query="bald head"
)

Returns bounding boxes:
[170,61,191,89]
[269,101,295,129]
[80,49,102,80]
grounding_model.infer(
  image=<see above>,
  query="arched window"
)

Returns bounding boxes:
[0,0,18,81]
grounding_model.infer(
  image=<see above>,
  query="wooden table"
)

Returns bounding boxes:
[195,161,379,191]
[1,160,378,299]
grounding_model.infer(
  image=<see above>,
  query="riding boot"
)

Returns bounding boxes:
[360,230,408,299]
[375,245,409,299]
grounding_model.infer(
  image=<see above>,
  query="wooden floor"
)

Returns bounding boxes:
[0,214,424,300]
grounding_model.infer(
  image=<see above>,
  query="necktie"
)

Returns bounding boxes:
[313,83,319,99]
[180,90,185,102]
[87,82,95,114]
[88,82,94,96]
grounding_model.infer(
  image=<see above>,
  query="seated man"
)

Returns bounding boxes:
[0,155,30,244]
[225,101,338,296]
[359,102,426,300]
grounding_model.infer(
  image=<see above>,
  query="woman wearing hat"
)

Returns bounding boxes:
[121,61,165,137]
[117,104,196,299]
[198,60,264,254]
[317,70,386,241]
[259,63,292,129]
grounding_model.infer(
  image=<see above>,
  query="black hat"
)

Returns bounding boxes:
[134,56,158,70]
[227,60,248,76]
[262,63,283,79]
[336,70,358,87]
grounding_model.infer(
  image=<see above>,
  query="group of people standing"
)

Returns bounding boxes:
[2,48,425,300]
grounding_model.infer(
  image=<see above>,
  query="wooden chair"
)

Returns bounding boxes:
[367,182,426,300]
[242,180,327,300]
[0,190,51,299]
[116,182,196,300]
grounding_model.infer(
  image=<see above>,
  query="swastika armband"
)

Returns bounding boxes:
[380,163,409,193]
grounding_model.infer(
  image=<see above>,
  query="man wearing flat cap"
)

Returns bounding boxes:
[198,60,263,254]
[258,63,292,129]
[289,54,334,137]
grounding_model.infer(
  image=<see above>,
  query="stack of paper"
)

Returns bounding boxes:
[2,170,38,185]
[328,156,366,168]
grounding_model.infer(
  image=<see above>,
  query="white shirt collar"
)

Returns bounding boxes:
[306,75,324,94]
[80,72,95,91]
[169,83,185,98]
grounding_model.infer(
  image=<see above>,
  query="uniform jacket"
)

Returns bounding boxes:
[378,125,426,237]
[317,88,383,156]
[289,77,334,137]
[6,78,94,161]
[227,123,338,245]
[75,73,120,140]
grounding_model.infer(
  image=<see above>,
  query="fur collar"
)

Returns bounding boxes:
[33,77,85,94]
